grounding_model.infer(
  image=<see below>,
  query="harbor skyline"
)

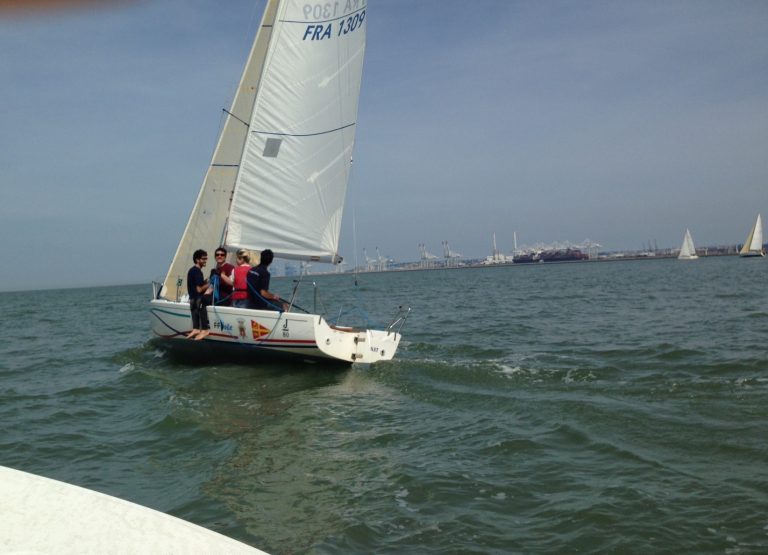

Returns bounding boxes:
[280,238,749,278]
[1,0,767,291]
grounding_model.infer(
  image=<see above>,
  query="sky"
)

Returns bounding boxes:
[1,0,767,291]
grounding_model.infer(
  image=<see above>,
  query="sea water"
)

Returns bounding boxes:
[1,256,767,554]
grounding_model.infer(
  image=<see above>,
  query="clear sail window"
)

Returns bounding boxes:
[263,138,282,157]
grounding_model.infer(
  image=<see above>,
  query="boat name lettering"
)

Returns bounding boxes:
[302,0,365,21]
[302,10,365,41]
[213,320,233,332]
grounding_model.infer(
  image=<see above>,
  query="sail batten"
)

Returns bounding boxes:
[249,122,356,137]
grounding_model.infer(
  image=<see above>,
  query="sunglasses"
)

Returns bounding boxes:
[215,253,226,257]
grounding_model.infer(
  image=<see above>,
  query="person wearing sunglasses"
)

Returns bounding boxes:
[209,247,235,305]
[186,249,210,340]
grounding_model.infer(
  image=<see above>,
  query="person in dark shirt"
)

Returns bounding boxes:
[186,249,210,339]
[246,249,287,311]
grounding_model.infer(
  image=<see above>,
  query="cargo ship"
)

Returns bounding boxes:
[538,248,589,262]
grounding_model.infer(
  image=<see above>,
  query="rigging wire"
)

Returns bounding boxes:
[351,165,360,288]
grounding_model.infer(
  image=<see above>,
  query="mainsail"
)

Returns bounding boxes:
[739,214,764,256]
[226,1,367,263]
[159,0,367,299]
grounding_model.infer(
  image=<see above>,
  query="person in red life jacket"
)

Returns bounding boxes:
[231,249,252,308]
[209,247,235,305]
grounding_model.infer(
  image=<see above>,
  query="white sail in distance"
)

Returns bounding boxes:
[678,229,698,260]
[739,214,764,256]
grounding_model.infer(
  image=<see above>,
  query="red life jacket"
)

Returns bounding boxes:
[232,264,251,300]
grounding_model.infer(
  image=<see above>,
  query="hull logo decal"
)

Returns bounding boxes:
[251,320,272,339]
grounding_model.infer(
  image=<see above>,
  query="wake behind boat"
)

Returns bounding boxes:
[150,0,408,364]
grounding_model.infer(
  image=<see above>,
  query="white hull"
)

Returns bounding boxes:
[150,299,401,364]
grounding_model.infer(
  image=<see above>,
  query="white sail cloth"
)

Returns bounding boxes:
[741,213,763,254]
[226,1,367,263]
[678,229,697,259]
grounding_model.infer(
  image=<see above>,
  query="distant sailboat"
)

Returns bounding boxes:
[739,214,765,257]
[678,229,699,260]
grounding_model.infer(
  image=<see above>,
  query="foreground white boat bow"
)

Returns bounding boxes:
[0,465,266,554]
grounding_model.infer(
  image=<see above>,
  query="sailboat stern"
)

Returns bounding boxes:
[314,320,402,363]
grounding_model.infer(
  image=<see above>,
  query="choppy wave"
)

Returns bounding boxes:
[3,258,768,553]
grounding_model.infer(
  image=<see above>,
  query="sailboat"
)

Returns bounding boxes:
[150,0,408,364]
[678,229,699,260]
[739,214,765,257]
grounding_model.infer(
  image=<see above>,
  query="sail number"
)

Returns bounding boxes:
[303,0,365,20]
[302,5,365,41]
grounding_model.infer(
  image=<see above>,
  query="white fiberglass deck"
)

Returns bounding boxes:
[0,465,267,554]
